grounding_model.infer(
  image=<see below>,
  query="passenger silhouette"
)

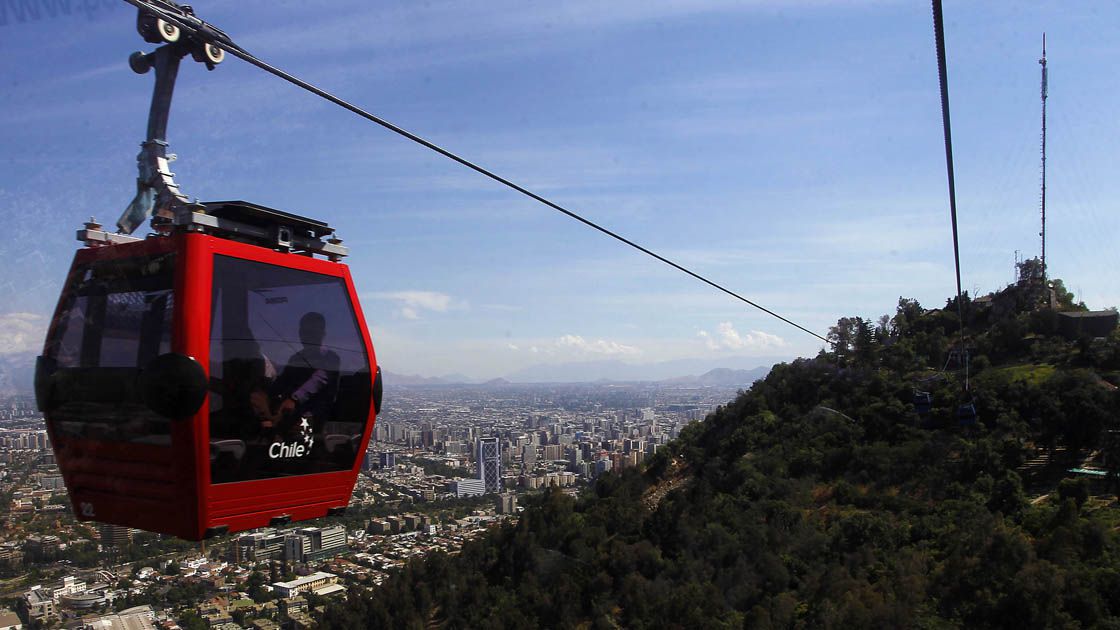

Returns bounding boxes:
[271,312,341,436]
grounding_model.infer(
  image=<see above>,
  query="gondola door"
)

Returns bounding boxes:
[199,234,377,536]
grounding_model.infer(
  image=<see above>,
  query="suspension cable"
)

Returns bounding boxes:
[121,0,831,345]
[932,0,969,390]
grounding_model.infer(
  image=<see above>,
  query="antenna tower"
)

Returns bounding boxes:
[1039,33,1048,280]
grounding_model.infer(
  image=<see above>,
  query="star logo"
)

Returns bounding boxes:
[300,415,314,449]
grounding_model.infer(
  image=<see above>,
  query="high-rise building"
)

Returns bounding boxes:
[521,444,537,468]
[568,447,583,473]
[99,523,133,548]
[284,526,347,563]
[477,437,501,494]
[284,534,312,563]
[379,451,397,470]
[238,530,286,562]
[497,493,517,514]
[595,458,612,477]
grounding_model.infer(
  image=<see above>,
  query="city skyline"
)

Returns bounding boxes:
[0,377,717,627]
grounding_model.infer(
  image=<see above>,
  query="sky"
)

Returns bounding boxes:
[2,0,1120,380]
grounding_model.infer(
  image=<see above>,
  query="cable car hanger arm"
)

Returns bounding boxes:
[116,1,228,235]
[119,0,830,346]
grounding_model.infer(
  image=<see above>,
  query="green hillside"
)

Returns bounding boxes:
[324,271,1120,628]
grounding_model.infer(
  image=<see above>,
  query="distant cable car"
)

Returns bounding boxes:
[33,6,381,540]
[957,402,978,427]
[36,202,382,540]
[913,390,932,415]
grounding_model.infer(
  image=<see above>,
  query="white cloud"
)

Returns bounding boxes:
[0,313,47,355]
[699,322,786,352]
[507,343,520,351]
[369,291,462,320]
[556,334,640,356]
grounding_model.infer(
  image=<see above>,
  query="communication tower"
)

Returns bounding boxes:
[1039,34,1048,279]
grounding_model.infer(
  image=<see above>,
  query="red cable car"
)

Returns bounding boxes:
[34,4,381,540]
[36,202,382,540]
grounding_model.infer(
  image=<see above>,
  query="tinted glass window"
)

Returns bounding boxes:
[43,253,175,445]
[209,255,371,483]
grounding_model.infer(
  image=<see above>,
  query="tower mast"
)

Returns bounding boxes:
[1039,33,1048,280]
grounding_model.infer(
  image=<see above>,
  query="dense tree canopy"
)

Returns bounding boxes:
[323,277,1120,628]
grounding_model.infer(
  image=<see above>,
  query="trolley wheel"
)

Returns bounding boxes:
[157,19,180,43]
[129,51,152,75]
[204,43,224,65]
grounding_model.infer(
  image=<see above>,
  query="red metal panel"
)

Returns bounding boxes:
[179,233,215,539]
[204,235,352,276]
[56,438,193,538]
[46,236,195,539]
[209,499,350,535]
[209,471,355,518]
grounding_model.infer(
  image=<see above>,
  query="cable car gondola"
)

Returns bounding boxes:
[37,203,382,540]
[913,390,933,415]
[957,402,978,427]
[34,3,381,540]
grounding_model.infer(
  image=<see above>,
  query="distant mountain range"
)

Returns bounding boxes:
[382,372,469,386]
[384,359,776,388]
[0,353,35,397]
[660,366,771,387]
[500,356,783,384]
[0,349,777,394]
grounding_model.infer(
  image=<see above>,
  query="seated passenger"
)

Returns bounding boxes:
[271,312,340,436]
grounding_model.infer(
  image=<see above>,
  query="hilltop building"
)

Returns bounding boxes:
[1058,310,1118,340]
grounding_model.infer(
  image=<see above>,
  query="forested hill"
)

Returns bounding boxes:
[324,271,1120,628]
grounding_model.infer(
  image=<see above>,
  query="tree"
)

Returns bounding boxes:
[854,317,876,365]
[245,570,274,603]
[1058,478,1090,509]
[829,317,860,359]
[875,314,892,341]
[311,277,1120,628]
[177,610,208,630]
[892,297,924,337]
[1017,257,1044,284]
